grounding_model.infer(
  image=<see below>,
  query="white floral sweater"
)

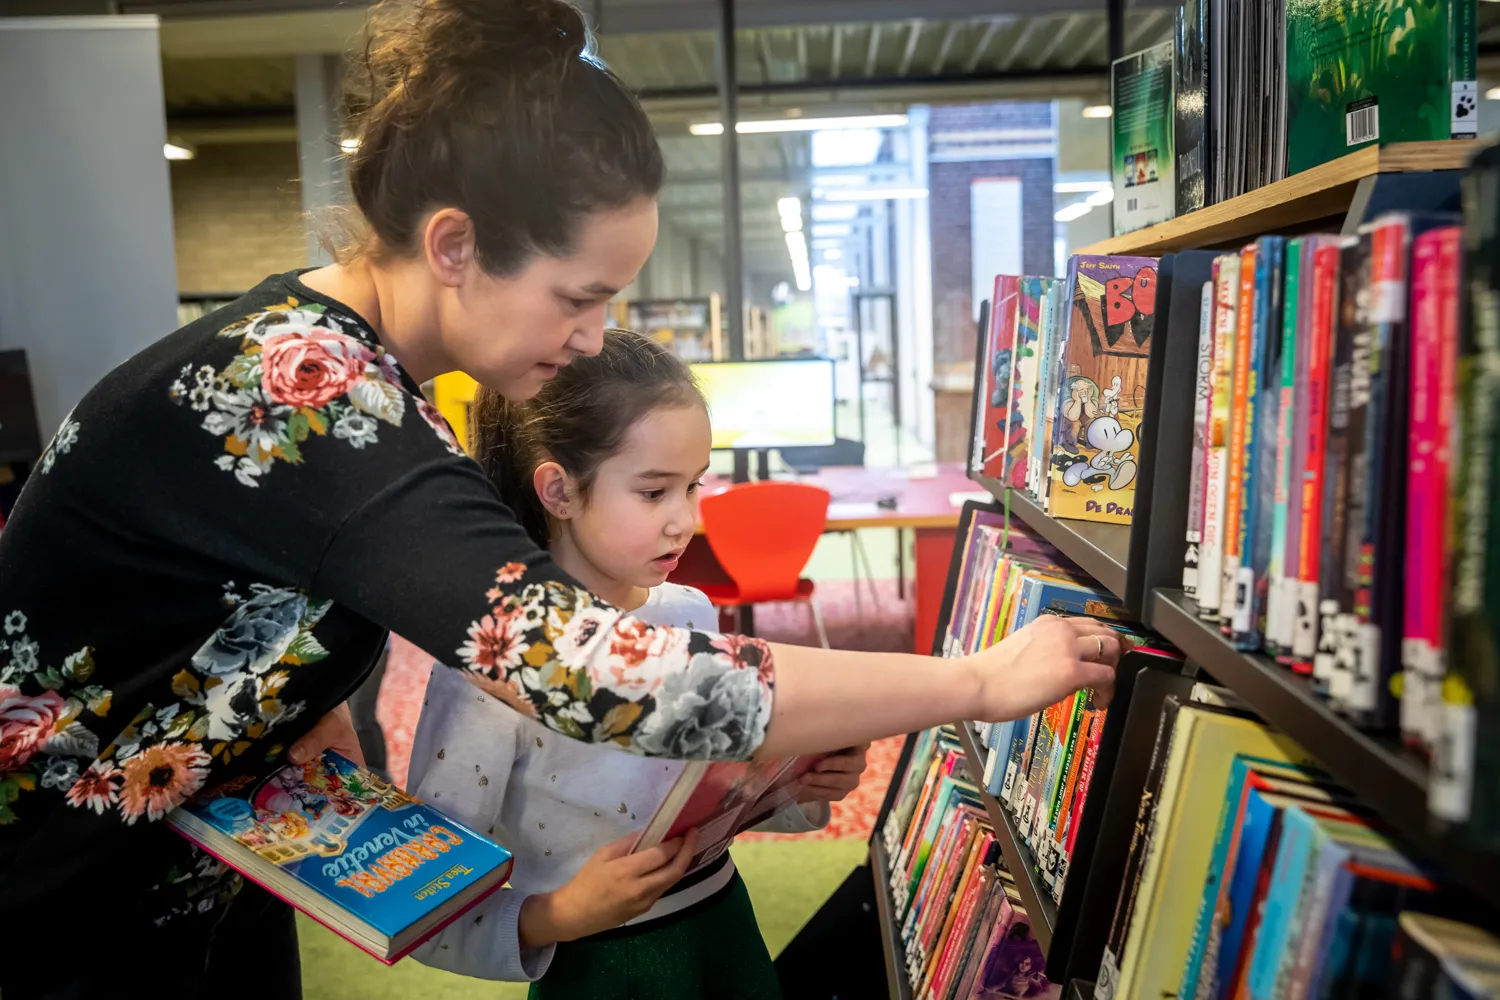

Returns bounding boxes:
[0,271,776,955]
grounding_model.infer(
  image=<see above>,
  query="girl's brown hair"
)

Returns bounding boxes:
[473,330,706,548]
[346,0,664,274]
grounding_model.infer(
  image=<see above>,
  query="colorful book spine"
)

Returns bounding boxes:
[1402,226,1461,754]
[1004,277,1047,489]
[1199,254,1240,618]
[979,275,1023,478]
[1185,276,1216,598]
[1266,239,1304,655]
[1292,241,1347,669]
[1233,237,1286,648]
[1221,243,1259,627]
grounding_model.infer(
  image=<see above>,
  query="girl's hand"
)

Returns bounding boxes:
[965,615,1124,718]
[287,702,366,766]
[517,829,700,948]
[796,743,870,805]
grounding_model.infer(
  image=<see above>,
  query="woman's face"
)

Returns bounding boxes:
[443,198,659,400]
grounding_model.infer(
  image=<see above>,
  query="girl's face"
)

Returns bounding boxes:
[560,402,712,593]
[441,198,659,400]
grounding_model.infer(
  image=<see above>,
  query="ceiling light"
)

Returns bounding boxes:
[1055,202,1093,222]
[785,230,812,292]
[163,142,195,161]
[1081,105,1114,119]
[1054,180,1112,193]
[823,248,843,260]
[340,137,360,154]
[1086,188,1115,206]
[817,186,928,201]
[689,113,910,136]
[1487,86,1500,100]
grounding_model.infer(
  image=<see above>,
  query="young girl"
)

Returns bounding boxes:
[408,330,870,997]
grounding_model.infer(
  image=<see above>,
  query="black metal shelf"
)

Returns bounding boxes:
[1070,981,1097,1000]
[954,721,1059,949]
[869,840,914,1000]
[1148,587,1500,910]
[973,477,1131,602]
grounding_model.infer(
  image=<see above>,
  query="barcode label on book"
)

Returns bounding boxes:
[1453,80,1478,139]
[1346,97,1379,145]
[1126,197,1139,212]
[1430,700,1476,822]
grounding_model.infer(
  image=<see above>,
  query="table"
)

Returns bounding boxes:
[680,463,979,653]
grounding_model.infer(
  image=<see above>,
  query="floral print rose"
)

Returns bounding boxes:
[175,300,415,486]
[260,327,370,409]
[632,652,770,760]
[191,589,306,677]
[0,686,65,773]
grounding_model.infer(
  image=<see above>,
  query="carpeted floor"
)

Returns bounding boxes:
[316,577,913,997]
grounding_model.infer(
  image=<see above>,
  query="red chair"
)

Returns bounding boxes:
[697,481,832,648]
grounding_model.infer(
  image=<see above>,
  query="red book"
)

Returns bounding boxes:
[1289,243,1343,671]
[979,275,1023,478]
[1220,244,1260,627]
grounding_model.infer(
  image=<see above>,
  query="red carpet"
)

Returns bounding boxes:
[377,578,915,841]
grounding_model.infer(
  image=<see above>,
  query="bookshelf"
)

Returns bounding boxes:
[972,477,1130,602]
[1075,140,1482,258]
[869,840,914,1000]
[954,721,1059,949]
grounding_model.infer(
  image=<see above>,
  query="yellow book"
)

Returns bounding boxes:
[1113,705,1313,1000]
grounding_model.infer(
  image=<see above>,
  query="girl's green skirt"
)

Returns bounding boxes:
[529,868,784,1000]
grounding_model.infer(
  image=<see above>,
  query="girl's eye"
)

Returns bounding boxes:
[687,481,702,496]
[641,489,666,502]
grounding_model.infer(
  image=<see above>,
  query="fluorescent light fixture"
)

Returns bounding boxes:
[823,247,843,260]
[1085,188,1115,206]
[811,128,884,167]
[163,142,195,161]
[1055,202,1093,222]
[341,137,361,154]
[1054,180,1112,193]
[817,186,928,201]
[777,196,803,232]
[689,113,909,136]
[785,230,812,292]
[1487,86,1500,100]
[1081,104,1114,119]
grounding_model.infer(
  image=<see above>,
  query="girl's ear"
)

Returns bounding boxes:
[534,461,575,520]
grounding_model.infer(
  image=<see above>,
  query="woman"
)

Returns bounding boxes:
[0,0,1121,995]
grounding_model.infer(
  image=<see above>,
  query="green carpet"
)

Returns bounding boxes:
[298,839,867,999]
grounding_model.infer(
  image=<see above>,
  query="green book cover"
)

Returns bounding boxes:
[1112,40,1176,236]
[1285,0,1477,177]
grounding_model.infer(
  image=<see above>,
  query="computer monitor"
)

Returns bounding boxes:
[690,358,837,451]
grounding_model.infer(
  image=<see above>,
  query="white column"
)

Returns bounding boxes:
[907,105,936,452]
[0,16,178,434]
[295,53,349,266]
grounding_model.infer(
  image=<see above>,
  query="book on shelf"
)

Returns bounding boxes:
[1111,39,1176,236]
[1174,0,1211,214]
[975,276,1023,481]
[1183,275,1215,601]
[1197,254,1239,620]
[1002,278,1056,490]
[1285,0,1476,177]
[166,750,513,964]
[1045,254,1160,524]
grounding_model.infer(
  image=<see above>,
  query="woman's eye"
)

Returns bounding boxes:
[687,481,702,496]
[641,489,665,502]
[565,296,592,312]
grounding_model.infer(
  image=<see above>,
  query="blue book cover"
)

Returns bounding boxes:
[1233,236,1286,648]
[1246,804,1339,999]
[1212,784,1285,998]
[1022,578,1123,624]
[169,750,513,963]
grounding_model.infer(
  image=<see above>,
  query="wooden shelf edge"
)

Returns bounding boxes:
[954,722,1060,949]
[1076,140,1482,258]
[870,840,914,1000]
[974,477,1130,601]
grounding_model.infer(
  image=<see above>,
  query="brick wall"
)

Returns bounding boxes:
[928,102,1056,369]
[170,142,306,295]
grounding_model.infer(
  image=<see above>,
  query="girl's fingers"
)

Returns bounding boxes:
[620,837,684,876]
[640,829,699,892]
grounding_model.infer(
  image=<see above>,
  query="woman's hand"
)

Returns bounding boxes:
[517,829,700,949]
[288,702,366,767]
[796,742,870,805]
[964,615,1125,721]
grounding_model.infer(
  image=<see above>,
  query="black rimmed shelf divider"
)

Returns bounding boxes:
[870,839,914,1000]
[954,721,1059,949]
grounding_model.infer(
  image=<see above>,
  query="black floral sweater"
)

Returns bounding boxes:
[0,271,774,937]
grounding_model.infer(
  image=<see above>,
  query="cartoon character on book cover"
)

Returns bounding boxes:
[1048,256,1158,524]
[975,918,1054,998]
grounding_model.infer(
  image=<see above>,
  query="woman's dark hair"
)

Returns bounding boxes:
[346,0,664,274]
[473,330,706,547]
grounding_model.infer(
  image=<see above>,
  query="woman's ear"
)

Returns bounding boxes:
[423,208,478,288]
[533,461,575,520]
